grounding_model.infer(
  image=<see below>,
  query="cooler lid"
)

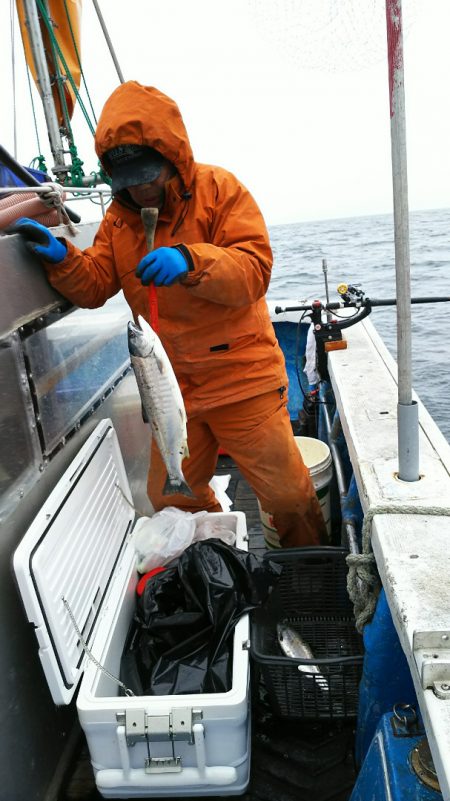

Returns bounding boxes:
[13,420,135,705]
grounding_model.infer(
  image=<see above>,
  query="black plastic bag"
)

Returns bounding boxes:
[120,539,281,696]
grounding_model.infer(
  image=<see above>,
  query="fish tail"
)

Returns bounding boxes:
[163,475,194,498]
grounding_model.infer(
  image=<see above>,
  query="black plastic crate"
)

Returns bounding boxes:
[251,547,364,720]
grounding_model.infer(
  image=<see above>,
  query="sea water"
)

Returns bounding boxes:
[267,207,450,441]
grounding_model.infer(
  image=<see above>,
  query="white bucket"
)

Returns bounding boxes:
[258,436,333,548]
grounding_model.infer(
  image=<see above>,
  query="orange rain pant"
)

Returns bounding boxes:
[147,390,328,548]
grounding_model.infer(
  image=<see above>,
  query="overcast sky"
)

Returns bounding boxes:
[2,0,450,225]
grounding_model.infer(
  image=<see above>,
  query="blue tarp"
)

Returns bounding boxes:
[0,164,50,188]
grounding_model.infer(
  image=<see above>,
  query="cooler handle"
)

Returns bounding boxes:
[96,765,238,789]
[98,723,237,788]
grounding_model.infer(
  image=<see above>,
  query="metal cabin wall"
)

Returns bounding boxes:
[0,226,152,801]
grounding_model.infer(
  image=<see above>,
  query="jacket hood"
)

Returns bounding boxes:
[95,82,195,190]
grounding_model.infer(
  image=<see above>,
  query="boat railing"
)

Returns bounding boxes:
[0,183,112,220]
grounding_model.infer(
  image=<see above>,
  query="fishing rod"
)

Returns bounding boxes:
[275,283,450,382]
[276,296,450,313]
[275,284,450,315]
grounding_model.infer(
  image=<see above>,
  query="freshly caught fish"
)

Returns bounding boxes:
[277,622,329,692]
[128,314,193,497]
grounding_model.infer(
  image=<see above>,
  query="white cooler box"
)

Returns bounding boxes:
[14,420,251,798]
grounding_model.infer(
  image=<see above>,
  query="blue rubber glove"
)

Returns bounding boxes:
[7,217,67,263]
[136,247,188,287]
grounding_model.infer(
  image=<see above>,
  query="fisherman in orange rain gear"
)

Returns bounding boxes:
[8,81,327,547]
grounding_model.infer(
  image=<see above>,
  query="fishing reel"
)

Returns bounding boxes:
[275,275,450,384]
[336,283,365,305]
[311,290,373,380]
[275,285,373,382]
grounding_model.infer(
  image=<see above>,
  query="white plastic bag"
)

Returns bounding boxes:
[194,516,236,546]
[208,473,233,512]
[134,507,198,573]
[304,323,319,385]
[134,503,238,574]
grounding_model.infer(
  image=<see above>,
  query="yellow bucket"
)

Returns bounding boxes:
[258,436,333,548]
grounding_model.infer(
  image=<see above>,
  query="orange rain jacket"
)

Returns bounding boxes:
[45,81,288,416]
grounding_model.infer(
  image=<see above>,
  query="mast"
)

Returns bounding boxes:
[22,0,68,178]
[385,0,419,482]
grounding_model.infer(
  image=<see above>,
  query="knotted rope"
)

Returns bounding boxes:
[40,183,79,236]
[347,503,450,633]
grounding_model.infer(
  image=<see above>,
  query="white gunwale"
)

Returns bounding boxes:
[328,315,450,800]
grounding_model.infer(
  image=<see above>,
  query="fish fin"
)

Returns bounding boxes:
[155,352,165,374]
[140,401,150,424]
[163,475,194,498]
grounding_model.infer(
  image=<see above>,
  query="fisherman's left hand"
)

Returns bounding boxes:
[7,217,67,263]
[136,247,188,287]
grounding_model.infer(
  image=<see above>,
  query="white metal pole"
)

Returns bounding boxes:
[385,0,419,481]
[91,0,125,84]
[22,0,67,172]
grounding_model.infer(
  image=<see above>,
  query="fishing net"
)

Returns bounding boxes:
[246,0,417,73]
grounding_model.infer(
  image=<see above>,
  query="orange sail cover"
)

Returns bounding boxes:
[16,0,82,124]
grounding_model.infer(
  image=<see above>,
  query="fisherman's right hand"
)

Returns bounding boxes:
[136,247,188,286]
[7,217,67,263]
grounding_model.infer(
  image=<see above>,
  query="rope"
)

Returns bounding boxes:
[45,11,75,142]
[39,182,79,235]
[62,0,98,125]
[347,503,450,632]
[35,0,96,136]
[346,551,380,634]
[26,64,45,163]
[28,0,106,189]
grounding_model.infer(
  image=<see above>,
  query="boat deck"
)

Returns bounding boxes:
[61,456,357,801]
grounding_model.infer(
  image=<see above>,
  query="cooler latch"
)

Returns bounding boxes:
[118,707,203,773]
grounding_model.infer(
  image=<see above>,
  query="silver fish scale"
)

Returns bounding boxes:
[131,354,186,482]
[277,623,329,692]
[128,315,191,496]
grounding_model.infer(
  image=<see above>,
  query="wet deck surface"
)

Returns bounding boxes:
[61,456,357,801]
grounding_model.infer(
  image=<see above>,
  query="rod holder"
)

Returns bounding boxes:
[397,400,419,482]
